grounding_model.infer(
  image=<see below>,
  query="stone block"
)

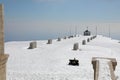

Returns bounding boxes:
[57,38,61,41]
[90,37,93,40]
[47,39,52,44]
[92,57,117,71]
[68,35,74,39]
[82,40,86,45]
[87,38,90,42]
[28,41,37,49]
[92,36,96,39]
[73,43,79,50]
[64,36,67,39]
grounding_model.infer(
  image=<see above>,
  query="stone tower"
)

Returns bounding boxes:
[0,4,9,80]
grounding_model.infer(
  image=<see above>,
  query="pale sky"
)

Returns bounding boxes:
[0,0,120,41]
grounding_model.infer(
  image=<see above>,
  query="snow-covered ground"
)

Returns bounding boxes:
[98,59,111,80]
[5,35,120,80]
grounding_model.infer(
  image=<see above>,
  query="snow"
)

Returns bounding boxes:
[98,59,111,80]
[5,35,120,80]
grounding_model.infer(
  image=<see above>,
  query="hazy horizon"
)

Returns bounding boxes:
[0,0,120,41]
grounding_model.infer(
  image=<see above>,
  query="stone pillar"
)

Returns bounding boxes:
[87,38,90,42]
[57,38,61,41]
[73,43,79,50]
[90,37,93,40]
[92,58,99,80]
[64,36,67,39]
[0,4,9,80]
[0,4,4,55]
[82,40,86,45]
[28,41,37,49]
[47,39,52,44]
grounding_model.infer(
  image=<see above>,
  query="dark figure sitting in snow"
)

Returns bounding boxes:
[69,58,79,66]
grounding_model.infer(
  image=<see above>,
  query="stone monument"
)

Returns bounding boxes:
[0,4,9,80]
[47,39,52,44]
[28,41,37,49]
[73,43,79,50]
[82,40,86,45]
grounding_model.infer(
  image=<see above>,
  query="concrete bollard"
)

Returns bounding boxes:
[68,36,71,39]
[90,37,93,40]
[68,35,74,39]
[73,43,79,50]
[74,35,76,37]
[82,40,86,45]
[64,36,67,39]
[57,38,61,41]
[47,39,52,44]
[93,36,97,39]
[28,41,37,49]
[92,36,95,39]
[87,38,90,42]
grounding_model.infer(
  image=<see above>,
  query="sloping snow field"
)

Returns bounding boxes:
[5,35,120,80]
